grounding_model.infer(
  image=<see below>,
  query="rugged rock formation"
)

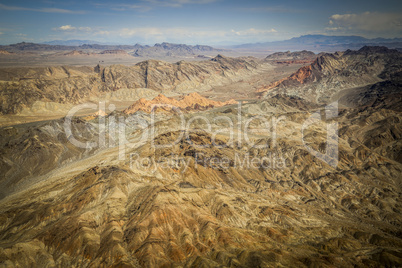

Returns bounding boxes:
[100,50,131,55]
[232,34,402,53]
[132,42,224,57]
[0,95,401,267]
[0,46,401,267]
[123,92,236,114]
[0,66,98,114]
[0,42,225,56]
[0,55,258,115]
[0,118,100,198]
[62,50,93,56]
[265,50,316,61]
[339,80,402,112]
[261,46,402,103]
[0,50,12,55]
[0,42,74,51]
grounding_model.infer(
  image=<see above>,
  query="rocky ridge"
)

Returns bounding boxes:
[0,42,225,57]
[100,50,131,55]
[132,42,224,58]
[0,50,12,55]
[62,50,93,56]
[265,50,317,61]
[260,46,402,103]
[0,55,259,115]
[123,92,236,114]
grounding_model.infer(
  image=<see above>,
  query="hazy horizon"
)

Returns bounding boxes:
[0,0,401,46]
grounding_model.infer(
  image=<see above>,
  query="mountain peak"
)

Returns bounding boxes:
[211,54,226,61]
[357,45,398,54]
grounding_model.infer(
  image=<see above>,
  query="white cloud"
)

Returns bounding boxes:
[12,33,33,41]
[324,27,344,32]
[52,25,110,39]
[95,0,215,11]
[94,3,151,12]
[54,25,94,32]
[120,27,163,37]
[230,28,277,36]
[240,6,305,13]
[111,5,146,11]
[121,27,217,38]
[329,12,402,34]
[118,27,280,44]
[141,0,217,8]
[94,30,110,36]
[58,25,76,31]
[119,27,277,39]
[0,3,85,14]
[78,27,92,32]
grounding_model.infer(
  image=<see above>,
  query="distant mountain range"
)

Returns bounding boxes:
[0,42,144,51]
[231,35,402,52]
[2,35,402,55]
[0,42,224,57]
[0,40,228,59]
[42,40,108,46]
[132,42,224,57]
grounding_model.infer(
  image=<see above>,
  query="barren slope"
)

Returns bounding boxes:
[0,55,259,115]
[0,95,401,267]
[261,46,402,103]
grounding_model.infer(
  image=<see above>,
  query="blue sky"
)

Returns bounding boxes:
[0,0,401,45]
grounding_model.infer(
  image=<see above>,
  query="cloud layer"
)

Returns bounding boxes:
[0,3,85,14]
[53,25,110,37]
[328,12,402,36]
[118,27,279,44]
[142,0,218,8]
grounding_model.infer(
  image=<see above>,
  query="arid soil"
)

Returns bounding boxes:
[0,47,401,267]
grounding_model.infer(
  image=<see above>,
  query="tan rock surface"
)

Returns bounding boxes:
[123,92,236,114]
[0,55,258,115]
[261,46,402,103]
[0,46,401,267]
[0,94,401,267]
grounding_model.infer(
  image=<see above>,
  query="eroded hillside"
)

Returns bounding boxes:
[0,46,401,267]
[0,55,259,115]
[0,92,401,267]
[261,46,402,103]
